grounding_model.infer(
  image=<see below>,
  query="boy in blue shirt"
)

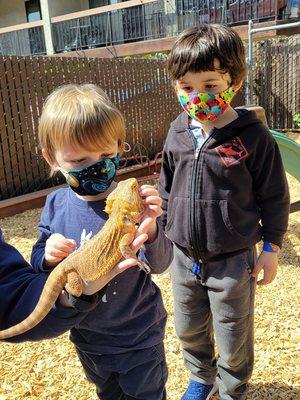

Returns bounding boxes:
[159,24,290,399]
[31,84,173,400]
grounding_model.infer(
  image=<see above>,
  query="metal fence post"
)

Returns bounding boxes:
[246,19,300,105]
[246,19,253,105]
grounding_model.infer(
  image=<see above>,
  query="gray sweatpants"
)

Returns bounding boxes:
[171,246,256,400]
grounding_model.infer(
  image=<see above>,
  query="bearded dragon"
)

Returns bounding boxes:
[0,178,150,340]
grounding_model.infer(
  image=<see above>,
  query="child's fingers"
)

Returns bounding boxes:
[251,262,263,279]
[137,218,155,235]
[48,234,76,249]
[139,187,159,198]
[146,204,163,217]
[117,258,139,270]
[107,258,140,280]
[143,195,162,206]
[257,265,277,286]
[139,184,155,191]
[257,270,273,285]
[47,233,67,243]
[143,196,162,209]
[59,238,76,249]
[46,247,70,259]
[49,241,75,253]
[45,254,64,263]
[131,233,148,253]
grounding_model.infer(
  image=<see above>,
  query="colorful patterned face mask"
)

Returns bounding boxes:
[177,87,235,122]
[61,154,120,196]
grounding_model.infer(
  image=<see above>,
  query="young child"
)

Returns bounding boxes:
[31,84,173,400]
[0,227,143,342]
[159,25,290,400]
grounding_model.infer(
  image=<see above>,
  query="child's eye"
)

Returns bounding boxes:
[183,87,193,92]
[72,158,86,164]
[205,85,216,90]
[101,154,115,159]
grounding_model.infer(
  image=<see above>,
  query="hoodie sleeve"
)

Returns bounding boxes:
[157,135,175,230]
[143,222,173,274]
[137,130,175,274]
[30,196,53,272]
[0,232,92,342]
[247,128,290,248]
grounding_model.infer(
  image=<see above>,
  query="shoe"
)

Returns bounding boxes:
[181,380,218,400]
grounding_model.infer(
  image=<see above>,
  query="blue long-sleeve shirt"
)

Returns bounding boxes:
[31,187,173,354]
[0,228,102,343]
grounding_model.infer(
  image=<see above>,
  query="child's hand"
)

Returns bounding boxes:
[251,251,278,285]
[66,232,149,296]
[45,233,76,268]
[138,185,163,243]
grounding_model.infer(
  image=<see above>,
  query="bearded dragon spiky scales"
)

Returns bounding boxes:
[0,178,150,340]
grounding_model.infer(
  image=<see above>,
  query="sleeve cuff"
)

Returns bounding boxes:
[143,222,173,274]
[262,233,284,249]
[66,287,107,312]
[263,241,280,253]
[36,255,54,273]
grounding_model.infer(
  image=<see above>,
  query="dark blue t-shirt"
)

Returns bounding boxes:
[31,187,173,354]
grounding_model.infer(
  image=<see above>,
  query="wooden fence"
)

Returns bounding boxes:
[0,57,179,201]
[0,35,299,201]
[252,35,299,129]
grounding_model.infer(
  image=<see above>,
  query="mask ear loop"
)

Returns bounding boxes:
[119,142,131,169]
[124,142,131,153]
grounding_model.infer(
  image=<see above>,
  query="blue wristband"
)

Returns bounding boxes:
[263,241,280,253]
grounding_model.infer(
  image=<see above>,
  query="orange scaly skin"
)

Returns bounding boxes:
[0,178,149,340]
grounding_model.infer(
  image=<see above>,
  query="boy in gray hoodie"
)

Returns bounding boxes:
[159,24,289,400]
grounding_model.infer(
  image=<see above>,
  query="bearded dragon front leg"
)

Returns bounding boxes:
[119,233,151,274]
[66,270,83,297]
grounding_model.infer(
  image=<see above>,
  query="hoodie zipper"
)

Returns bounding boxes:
[188,129,203,264]
[188,128,216,265]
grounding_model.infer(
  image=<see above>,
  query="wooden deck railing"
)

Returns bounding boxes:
[0,21,46,56]
[0,0,298,56]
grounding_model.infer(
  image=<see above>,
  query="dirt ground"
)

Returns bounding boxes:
[0,174,299,400]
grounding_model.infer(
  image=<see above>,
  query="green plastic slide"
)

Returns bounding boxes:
[271,130,300,213]
[271,130,300,182]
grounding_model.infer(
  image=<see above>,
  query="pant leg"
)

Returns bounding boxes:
[76,348,126,400]
[206,249,256,400]
[117,344,168,400]
[170,246,217,384]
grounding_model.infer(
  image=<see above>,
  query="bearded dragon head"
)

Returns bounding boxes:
[104,178,144,222]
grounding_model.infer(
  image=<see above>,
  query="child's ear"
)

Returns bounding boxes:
[172,80,179,92]
[233,80,244,92]
[42,149,59,171]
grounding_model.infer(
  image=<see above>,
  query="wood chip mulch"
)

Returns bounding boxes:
[0,174,299,400]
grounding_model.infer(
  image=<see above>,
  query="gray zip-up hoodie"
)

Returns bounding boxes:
[158,109,290,263]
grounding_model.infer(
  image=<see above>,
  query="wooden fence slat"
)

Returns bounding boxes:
[25,56,46,191]
[19,57,40,189]
[1,58,20,197]
[0,59,10,199]
[8,57,28,194]
[13,58,35,189]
